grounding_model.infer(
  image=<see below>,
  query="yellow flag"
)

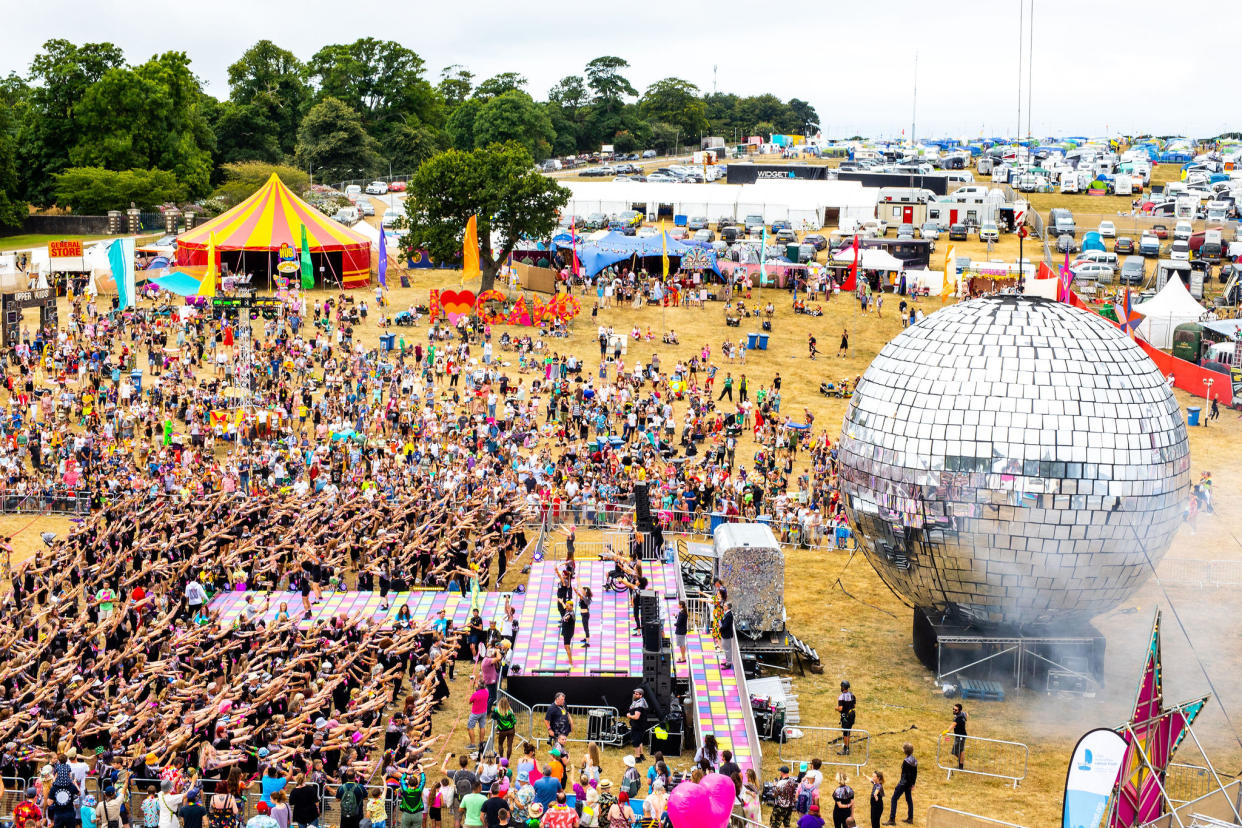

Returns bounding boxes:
[661,220,669,278]
[462,215,481,285]
[941,244,955,302]
[198,233,218,298]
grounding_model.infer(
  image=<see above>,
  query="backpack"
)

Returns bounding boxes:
[623,768,641,798]
[795,789,811,815]
[340,784,363,819]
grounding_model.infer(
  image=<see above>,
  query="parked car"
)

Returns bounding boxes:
[1057,234,1078,254]
[1169,239,1191,260]
[388,181,407,192]
[1151,223,1168,239]
[1139,233,1161,256]
[770,219,792,233]
[1114,236,1135,255]
[642,149,658,158]
[1173,220,1193,241]
[803,233,828,251]
[692,229,714,243]
[1097,220,1116,238]
[979,222,1000,242]
[584,212,608,230]
[357,199,374,217]
[721,226,742,244]
[617,210,644,227]
[897,223,916,239]
[344,184,362,202]
[744,215,766,233]
[1072,262,1114,282]
[948,223,969,241]
[774,229,797,245]
[1120,256,1146,285]
[607,219,636,236]
[919,222,940,241]
[715,216,735,230]
[687,216,709,231]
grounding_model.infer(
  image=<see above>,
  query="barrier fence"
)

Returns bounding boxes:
[0,778,24,820]
[530,703,624,747]
[0,492,91,515]
[777,725,871,776]
[1166,762,1220,805]
[927,806,1029,828]
[936,732,1029,788]
[1157,559,1242,590]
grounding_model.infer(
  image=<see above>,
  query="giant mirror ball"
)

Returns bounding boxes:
[838,295,1190,627]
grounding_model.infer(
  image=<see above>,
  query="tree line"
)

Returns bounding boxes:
[0,39,820,225]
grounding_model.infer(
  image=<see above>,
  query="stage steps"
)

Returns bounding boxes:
[682,630,763,772]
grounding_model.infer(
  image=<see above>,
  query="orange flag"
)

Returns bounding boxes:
[462,215,481,285]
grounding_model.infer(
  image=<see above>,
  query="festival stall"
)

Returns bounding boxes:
[1133,276,1207,349]
[175,174,372,288]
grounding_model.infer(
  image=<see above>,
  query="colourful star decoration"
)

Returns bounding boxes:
[1109,610,1209,827]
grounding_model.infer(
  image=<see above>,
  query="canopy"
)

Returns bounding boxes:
[828,248,906,271]
[557,230,719,277]
[1133,275,1207,348]
[175,174,371,288]
[149,271,203,297]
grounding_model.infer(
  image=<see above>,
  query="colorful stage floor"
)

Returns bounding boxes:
[208,588,516,630]
[510,560,680,678]
[684,630,757,771]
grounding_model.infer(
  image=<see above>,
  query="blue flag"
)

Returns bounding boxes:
[378,224,388,290]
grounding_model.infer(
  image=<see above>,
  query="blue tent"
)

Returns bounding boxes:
[1082,232,1105,253]
[149,271,202,297]
[145,256,171,270]
[556,230,719,277]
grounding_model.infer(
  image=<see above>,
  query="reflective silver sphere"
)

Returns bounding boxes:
[838,296,1190,627]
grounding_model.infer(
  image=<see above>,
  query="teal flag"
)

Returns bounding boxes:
[300,224,314,290]
[759,226,769,286]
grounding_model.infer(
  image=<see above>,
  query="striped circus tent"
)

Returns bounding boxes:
[175,174,371,288]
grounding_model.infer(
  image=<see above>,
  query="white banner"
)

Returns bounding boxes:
[1063,728,1127,828]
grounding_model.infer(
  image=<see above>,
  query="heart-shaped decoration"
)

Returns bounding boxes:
[700,773,737,828]
[438,289,477,325]
[666,780,709,828]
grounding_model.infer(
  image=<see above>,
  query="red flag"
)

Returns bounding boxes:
[842,234,859,292]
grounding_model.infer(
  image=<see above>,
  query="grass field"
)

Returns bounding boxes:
[0,233,132,252]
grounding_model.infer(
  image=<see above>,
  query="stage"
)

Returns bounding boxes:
[684,630,758,771]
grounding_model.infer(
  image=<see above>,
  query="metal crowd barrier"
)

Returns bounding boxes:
[0,492,91,514]
[0,778,25,819]
[1158,559,1242,590]
[498,688,538,746]
[778,726,871,776]
[1167,762,1218,805]
[936,731,1029,788]
[927,806,1028,828]
[530,703,622,745]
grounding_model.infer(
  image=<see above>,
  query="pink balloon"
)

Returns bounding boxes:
[700,773,737,828]
[666,781,709,828]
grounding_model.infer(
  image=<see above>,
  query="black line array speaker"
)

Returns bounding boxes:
[634,482,653,532]
[638,590,660,626]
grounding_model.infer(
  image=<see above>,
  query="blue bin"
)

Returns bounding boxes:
[757,333,769,350]
[1187,406,1201,426]
[710,511,727,534]
[746,332,759,349]
[673,214,687,227]
[130,368,143,392]
[379,333,395,351]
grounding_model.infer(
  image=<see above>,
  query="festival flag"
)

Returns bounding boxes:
[197,234,218,298]
[1115,289,1142,339]
[760,225,768,286]
[661,220,670,278]
[462,215,481,285]
[570,217,579,277]
[841,234,858,292]
[378,224,388,290]
[1059,251,1073,303]
[299,224,314,290]
[108,238,136,310]
[942,244,956,300]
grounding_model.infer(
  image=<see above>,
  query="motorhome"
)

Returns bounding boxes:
[1114,174,1135,196]
[1060,172,1081,194]
[977,156,994,175]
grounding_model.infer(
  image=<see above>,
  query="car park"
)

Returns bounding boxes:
[919,222,940,241]
[687,216,709,231]
[1097,220,1116,238]
[1057,234,1078,254]
[1114,236,1135,255]
[1151,224,1169,239]
[1139,233,1160,256]
[1120,256,1146,285]
[948,223,968,241]
[979,222,999,242]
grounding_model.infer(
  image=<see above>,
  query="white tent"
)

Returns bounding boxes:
[904,268,942,295]
[828,248,905,271]
[1134,275,1206,348]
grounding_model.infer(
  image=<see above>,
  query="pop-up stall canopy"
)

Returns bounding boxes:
[175,174,372,288]
[556,230,720,278]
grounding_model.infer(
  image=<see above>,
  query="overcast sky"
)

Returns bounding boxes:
[1,0,1236,139]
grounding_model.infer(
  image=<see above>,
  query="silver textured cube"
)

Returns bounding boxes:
[838,296,1190,626]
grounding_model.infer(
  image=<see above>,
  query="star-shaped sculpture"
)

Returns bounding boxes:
[1110,610,1208,827]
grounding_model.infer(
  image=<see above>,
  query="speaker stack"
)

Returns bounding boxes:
[634,482,654,533]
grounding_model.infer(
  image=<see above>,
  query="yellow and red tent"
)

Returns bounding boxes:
[175,174,372,288]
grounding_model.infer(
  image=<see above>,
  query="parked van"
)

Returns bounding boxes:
[1049,207,1076,237]
[1114,175,1134,196]
[977,156,994,175]
[1060,173,1080,194]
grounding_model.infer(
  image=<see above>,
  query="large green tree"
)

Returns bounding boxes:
[438,65,474,110]
[52,167,181,213]
[70,52,215,199]
[584,56,636,107]
[640,78,708,142]
[786,98,820,135]
[206,98,283,167]
[445,98,483,152]
[0,102,25,229]
[400,142,568,292]
[294,97,377,184]
[472,91,554,160]
[226,40,310,158]
[474,72,527,100]
[212,161,308,208]
[18,39,126,205]
[308,39,441,140]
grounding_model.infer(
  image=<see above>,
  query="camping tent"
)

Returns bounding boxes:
[175,174,371,288]
[1133,275,1207,348]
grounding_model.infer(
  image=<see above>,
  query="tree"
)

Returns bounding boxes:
[52,167,181,213]
[438,65,474,110]
[548,75,589,113]
[70,52,215,199]
[647,122,681,155]
[206,99,282,167]
[472,91,555,160]
[0,102,25,229]
[308,39,441,139]
[294,97,377,184]
[584,57,636,106]
[213,161,308,208]
[640,78,708,141]
[786,98,820,135]
[736,94,790,135]
[18,39,126,205]
[474,72,527,100]
[226,40,310,158]
[445,98,483,151]
[400,143,569,293]
[385,122,446,175]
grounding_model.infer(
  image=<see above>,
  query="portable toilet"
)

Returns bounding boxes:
[1171,323,1203,364]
